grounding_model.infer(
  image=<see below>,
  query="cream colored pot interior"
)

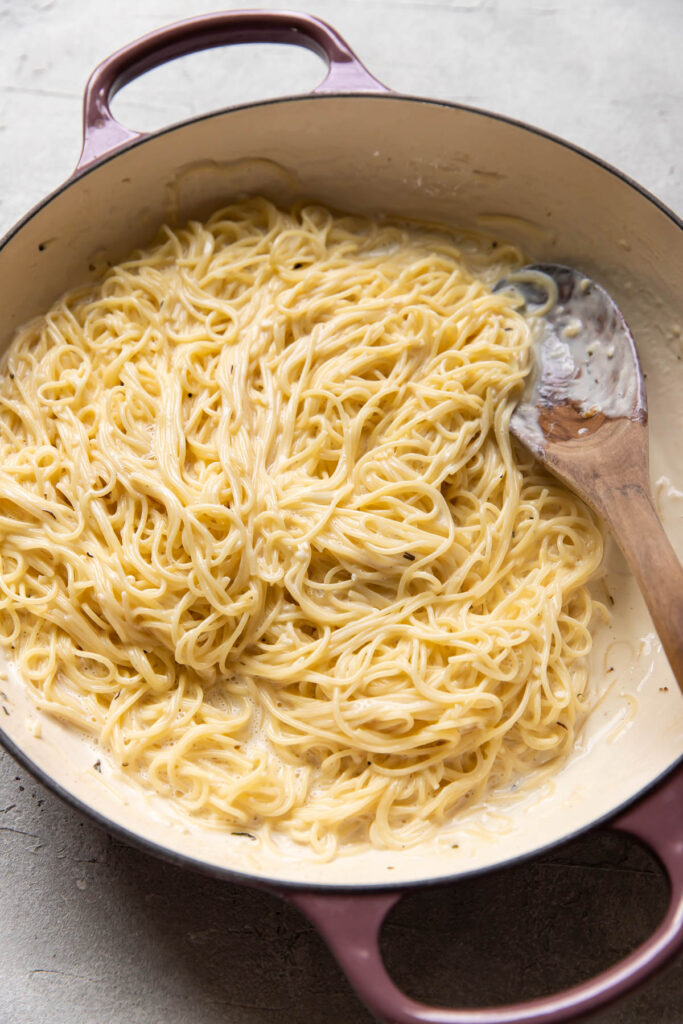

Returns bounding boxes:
[1,95,681,887]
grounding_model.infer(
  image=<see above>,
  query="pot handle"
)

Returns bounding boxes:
[76,9,388,170]
[290,765,683,1024]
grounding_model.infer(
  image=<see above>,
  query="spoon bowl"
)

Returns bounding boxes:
[497,264,646,453]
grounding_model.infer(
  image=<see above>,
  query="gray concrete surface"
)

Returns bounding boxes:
[0,0,681,1021]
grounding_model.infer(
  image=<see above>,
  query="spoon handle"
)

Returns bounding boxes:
[601,478,683,689]
[548,419,683,691]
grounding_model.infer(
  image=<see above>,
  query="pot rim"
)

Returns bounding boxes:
[2,91,681,259]
[1,717,680,892]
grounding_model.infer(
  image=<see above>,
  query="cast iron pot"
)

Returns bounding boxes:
[0,11,682,1023]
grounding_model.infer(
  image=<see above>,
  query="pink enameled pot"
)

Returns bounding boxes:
[0,11,681,1023]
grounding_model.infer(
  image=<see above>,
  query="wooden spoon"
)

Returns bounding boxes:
[497,263,683,691]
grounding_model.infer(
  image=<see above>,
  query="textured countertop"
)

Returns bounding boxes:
[0,1,682,1022]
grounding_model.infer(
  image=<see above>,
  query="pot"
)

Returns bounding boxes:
[0,11,681,1023]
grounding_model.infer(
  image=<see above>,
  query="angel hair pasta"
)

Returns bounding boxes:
[0,199,602,858]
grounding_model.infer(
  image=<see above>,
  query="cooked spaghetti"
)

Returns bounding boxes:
[0,199,603,857]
